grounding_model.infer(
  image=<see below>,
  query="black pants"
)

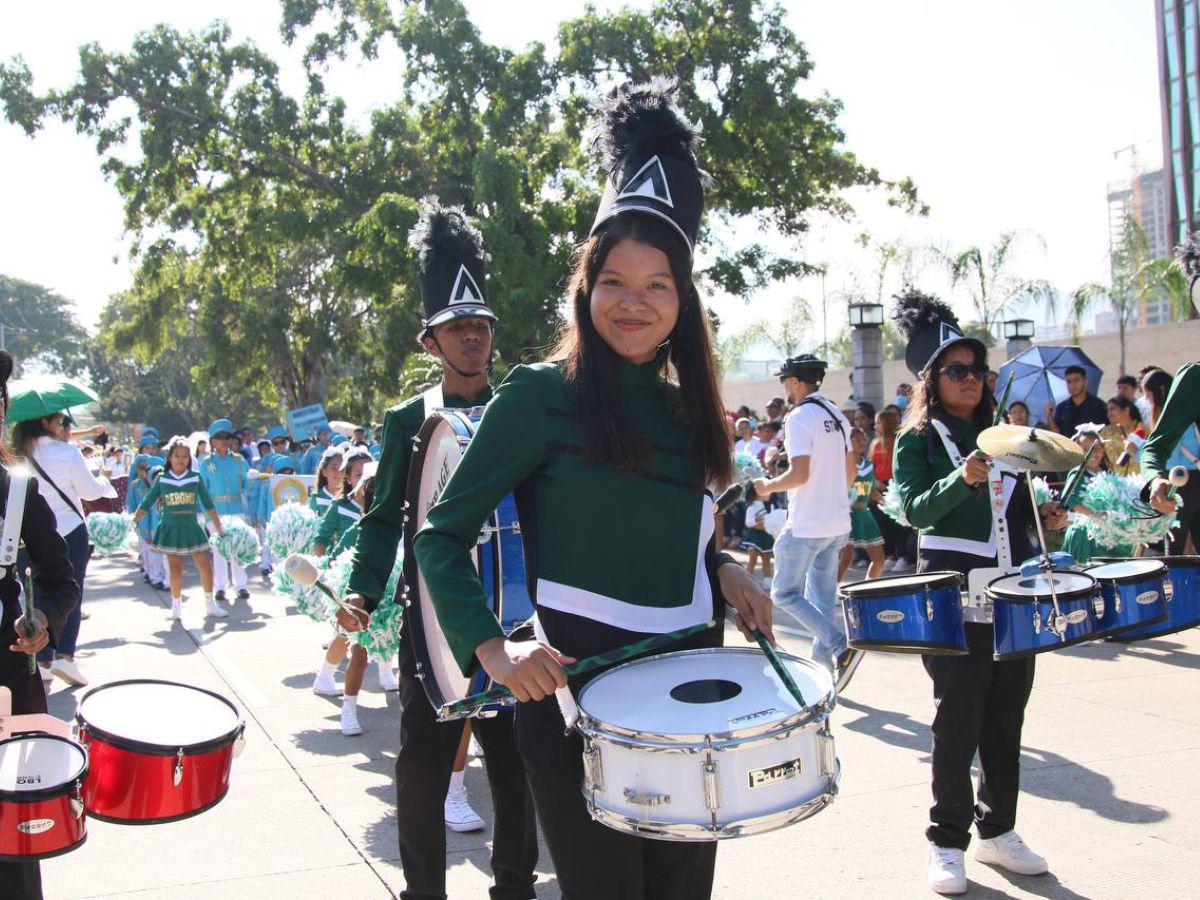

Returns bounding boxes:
[922,623,1035,850]
[394,636,538,900]
[0,652,47,900]
[1169,475,1200,555]
[514,696,717,900]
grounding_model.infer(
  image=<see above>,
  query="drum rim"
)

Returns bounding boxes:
[0,831,87,862]
[839,570,961,599]
[986,570,1097,603]
[76,679,243,756]
[1108,613,1200,641]
[1093,555,1200,570]
[86,784,230,826]
[576,647,835,744]
[0,733,88,802]
[993,624,1102,659]
[1084,559,1167,582]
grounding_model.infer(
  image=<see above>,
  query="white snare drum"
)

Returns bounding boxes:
[576,647,838,842]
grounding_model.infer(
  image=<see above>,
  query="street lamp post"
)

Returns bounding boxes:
[849,301,885,412]
[1003,318,1035,359]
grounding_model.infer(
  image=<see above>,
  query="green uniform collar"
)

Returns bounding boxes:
[615,357,662,386]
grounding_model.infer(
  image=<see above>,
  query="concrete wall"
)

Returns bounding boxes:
[722,317,1200,413]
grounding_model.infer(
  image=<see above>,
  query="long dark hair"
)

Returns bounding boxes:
[551,215,732,487]
[11,416,55,459]
[1107,394,1142,425]
[1141,368,1173,425]
[901,343,994,434]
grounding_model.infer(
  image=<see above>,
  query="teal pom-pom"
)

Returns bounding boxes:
[214,517,261,568]
[1080,473,1180,548]
[879,482,911,528]
[1031,476,1055,508]
[733,451,766,484]
[354,596,403,664]
[265,503,320,559]
[87,512,133,555]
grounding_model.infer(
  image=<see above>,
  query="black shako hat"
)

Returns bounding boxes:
[409,199,497,333]
[0,350,12,388]
[892,288,987,377]
[775,354,828,385]
[590,79,705,253]
[1176,230,1200,315]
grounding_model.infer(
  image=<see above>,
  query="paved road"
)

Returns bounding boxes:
[34,554,1200,898]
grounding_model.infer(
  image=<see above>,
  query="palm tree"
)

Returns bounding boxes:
[940,230,1056,339]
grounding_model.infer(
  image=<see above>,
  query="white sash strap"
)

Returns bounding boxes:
[421,385,445,419]
[0,471,30,567]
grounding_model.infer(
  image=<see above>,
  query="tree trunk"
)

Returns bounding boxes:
[1118,318,1127,377]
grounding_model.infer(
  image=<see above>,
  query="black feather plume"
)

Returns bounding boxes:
[407,197,488,277]
[891,287,961,339]
[592,78,699,173]
[1176,229,1200,282]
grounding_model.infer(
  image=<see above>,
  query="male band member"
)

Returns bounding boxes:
[200,418,250,607]
[341,200,537,900]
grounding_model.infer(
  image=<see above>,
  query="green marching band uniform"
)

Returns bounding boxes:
[137,468,216,556]
[848,459,884,548]
[315,494,362,550]
[309,485,335,514]
[347,199,536,900]
[891,289,1049,880]
[413,84,736,900]
[1059,465,1133,563]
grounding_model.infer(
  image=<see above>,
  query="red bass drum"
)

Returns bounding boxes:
[0,733,88,860]
[77,679,243,824]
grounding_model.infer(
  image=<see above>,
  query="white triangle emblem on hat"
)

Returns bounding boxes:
[939,321,964,342]
[616,155,674,208]
[448,264,484,306]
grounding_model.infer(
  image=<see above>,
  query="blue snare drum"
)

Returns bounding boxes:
[989,570,1100,660]
[1108,555,1200,642]
[839,572,967,655]
[1083,559,1169,638]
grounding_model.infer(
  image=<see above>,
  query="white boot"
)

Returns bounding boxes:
[927,842,966,895]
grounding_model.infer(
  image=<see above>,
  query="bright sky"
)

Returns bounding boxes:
[0,1,1161,347]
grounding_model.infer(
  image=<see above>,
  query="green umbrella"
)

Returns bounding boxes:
[7,376,100,425]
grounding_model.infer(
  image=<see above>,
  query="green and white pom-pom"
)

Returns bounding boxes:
[733,451,766,484]
[265,503,320,559]
[355,596,402,663]
[1031,476,1055,508]
[87,512,133,555]
[380,543,405,607]
[214,517,261,568]
[323,547,356,600]
[1081,472,1180,548]
[271,566,301,599]
[879,482,911,528]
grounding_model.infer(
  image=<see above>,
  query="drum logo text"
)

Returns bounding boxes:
[1135,591,1160,606]
[876,610,905,624]
[17,818,54,835]
[748,758,803,789]
[1065,609,1089,625]
[15,774,41,785]
[729,707,780,725]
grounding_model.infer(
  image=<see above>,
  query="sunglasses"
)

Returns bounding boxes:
[939,363,989,382]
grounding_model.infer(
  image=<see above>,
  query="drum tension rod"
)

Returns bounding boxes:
[1026,475,1067,638]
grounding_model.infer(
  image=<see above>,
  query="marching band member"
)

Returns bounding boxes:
[340,199,538,899]
[132,436,227,621]
[891,290,1066,895]
[199,418,251,605]
[0,349,83,900]
[407,82,772,900]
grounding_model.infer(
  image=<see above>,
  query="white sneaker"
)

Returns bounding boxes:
[444,787,484,832]
[927,843,967,895]
[975,831,1047,876]
[171,598,183,620]
[377,664,399,691]
[39,663,54,684]
[468,735,484,758]
[50,658,88,687]
[882,557,897,573]
[313,674,341,697]
[340,704,363,736]
[205,600,229,618]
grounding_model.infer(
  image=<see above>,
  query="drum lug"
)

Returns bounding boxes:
[623,787,671,807]
[1092,594,1105,618]
[1163,577,1174,602]
[925,586,934,622]
[846,605,859,629]
[820,727,837,779]
[1032,607,1042,634]
[173,748,185,787]
[582,741,604,795]
[702,757,720,813]
[1114,592,1121,615]
[71,780,84,819]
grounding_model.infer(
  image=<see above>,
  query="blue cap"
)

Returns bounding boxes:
[315,423,332,435]
[141,426,159,437]
[330,433,349,446]
[271,453,296,473]
[208,418,235,437]
[138,434,159,448]
[266,425,289,441]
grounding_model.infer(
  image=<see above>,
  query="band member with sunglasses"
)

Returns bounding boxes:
[891,290,1066,895]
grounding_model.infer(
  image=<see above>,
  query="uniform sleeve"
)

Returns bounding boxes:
[1141,363,1200,489]
[21,480,80,636]
[125,482,141,513]
[349,407,413,604]
[414,367,547,674]
[66,446,117,501]
[137,476,162,512]
[894,428,973,529]
[196,479,216,512]
[315,501,341,551]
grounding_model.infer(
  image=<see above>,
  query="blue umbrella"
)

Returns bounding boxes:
[997,345,1103,426]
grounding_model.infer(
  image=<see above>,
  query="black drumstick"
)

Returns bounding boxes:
[713,482,745,517]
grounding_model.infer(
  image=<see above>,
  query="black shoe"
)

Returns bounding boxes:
[834,648,864,694]
[236,589,250,601]
[214,590,227,602]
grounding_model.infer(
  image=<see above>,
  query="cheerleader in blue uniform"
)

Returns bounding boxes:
[126,454,167,590]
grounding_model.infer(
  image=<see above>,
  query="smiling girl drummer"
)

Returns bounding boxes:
[407,81,774,900]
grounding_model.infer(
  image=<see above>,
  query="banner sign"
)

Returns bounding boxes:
[284,404,328,441]
[271,474,315,507]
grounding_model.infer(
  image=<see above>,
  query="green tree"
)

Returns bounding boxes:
[0,276,88,376]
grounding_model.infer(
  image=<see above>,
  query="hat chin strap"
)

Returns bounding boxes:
[429,333,492,379]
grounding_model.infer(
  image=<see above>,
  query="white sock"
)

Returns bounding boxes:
[318,661,337,682]
[205,592,215,605]
[377,662,392,678]
[449,769,465,794]
[172,593,182,604]
[342,694,358,711]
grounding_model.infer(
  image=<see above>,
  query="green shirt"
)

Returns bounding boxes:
[316,497,362,551]
[138,469,215,519]
[347,384,493,605]
[1141,362,1200,489]
[413,360,730,676]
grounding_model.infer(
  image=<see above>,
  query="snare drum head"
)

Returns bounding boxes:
[78,681,240,748]
[0,736,86,793]
[578,648,832,737]
[989,571,1095,599]
[1088,559,1165,580]
[841,571,957,597]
